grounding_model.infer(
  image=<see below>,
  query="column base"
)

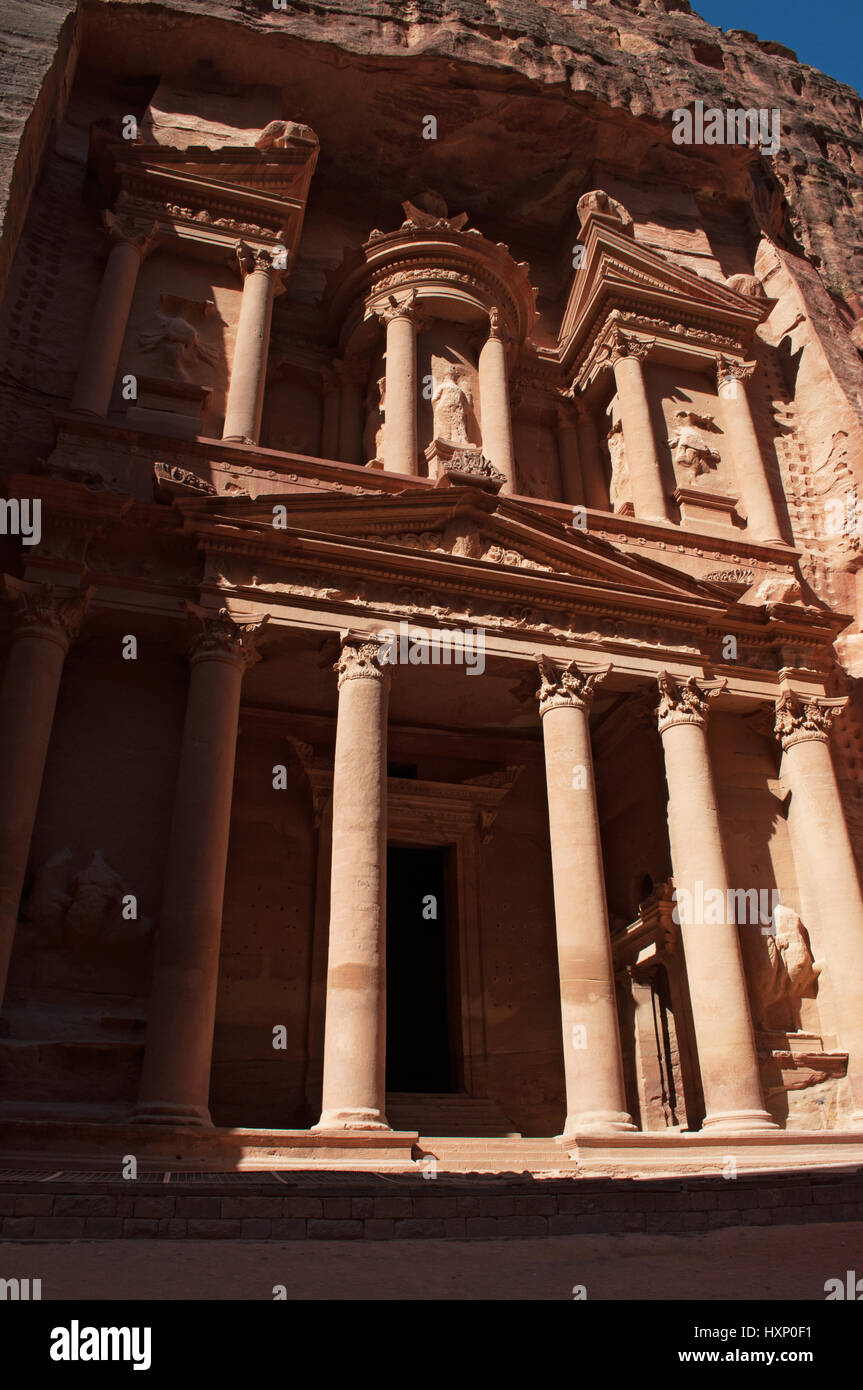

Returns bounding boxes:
[561,1110,637,1138]
[131,1102,213,1127]
[700,1109,779,1134]
[313,1108,391,1132]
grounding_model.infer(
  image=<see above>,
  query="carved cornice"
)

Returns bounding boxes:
[774,690,848,750]
[656,670,726,733]
[536,653,611,716]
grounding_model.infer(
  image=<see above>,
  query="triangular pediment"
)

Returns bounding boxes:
[560,219,768,364]
[178,486,730,614]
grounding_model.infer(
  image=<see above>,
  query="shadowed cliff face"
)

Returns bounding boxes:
[2,0,863,318]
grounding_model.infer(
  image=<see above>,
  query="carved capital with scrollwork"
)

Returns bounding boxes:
[186,604,269,671]
[335,632,393,688]
[536,653,611,716]
[716,354,756,391]
[774,690,848,750]
[656,670,726,733]
[5,576,93,653]
[103,208,158,259]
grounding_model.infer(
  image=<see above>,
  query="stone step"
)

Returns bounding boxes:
[386,1093,520,1136]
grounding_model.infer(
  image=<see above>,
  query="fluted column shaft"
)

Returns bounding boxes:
[537,656,635,1136]
[0,580,90,1005]
[134,611,265,1126]
[70,214,156,417]
[657,672,775,1132]
[717,357,783,544]
[223,247,280,444]
[776,691,863,1121]
[315,637,391,1130]
[478,309,517,494]
[608,331,669,523]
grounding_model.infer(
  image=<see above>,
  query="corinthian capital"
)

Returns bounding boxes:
[187,604,269,670]
[774,691,848,750]
[536,654,611,716]
[606,329,654,368]
[716,354,756,390]
[656,671,726,733]
[5,576,92,650]
[335,633,392,688]
[373,289,429,329]
[103,209,158,258]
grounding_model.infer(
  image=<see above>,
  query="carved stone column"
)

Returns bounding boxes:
[315,635,391,1130]
[656,672,776,1132]
[134,609,266,1125]
[478,307,517,495]
[377,293,422,476]
[537,655,635,1136]
[320,366,341,460]
[335,358,367,467]
[574,398,608,510]
[0,579,90,1005]
[606,330,669,523]
[70,212,157,417]
[716,356,783,544]
[555,402,584,505]
[222,245,282,444]
[775,691,863,1122]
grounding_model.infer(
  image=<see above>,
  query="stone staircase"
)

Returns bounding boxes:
[385,1093,573,1172]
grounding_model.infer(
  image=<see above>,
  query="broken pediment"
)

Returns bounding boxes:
[561,195,772,382]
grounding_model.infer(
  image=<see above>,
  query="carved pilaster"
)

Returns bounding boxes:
[656,671,726,733]
[774,691,848,750]
[536,653,611,716]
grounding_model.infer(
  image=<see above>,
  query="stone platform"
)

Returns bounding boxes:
[1,1163,863,1242]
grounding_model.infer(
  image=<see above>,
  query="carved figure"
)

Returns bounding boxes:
[667,409,721,476]
[607,420,632,512]
[432,366,473,445]
[139,313,217,380]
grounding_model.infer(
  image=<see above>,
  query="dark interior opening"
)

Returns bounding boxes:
[386,845,454,1092]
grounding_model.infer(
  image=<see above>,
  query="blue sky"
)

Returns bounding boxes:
[692,0,863,94]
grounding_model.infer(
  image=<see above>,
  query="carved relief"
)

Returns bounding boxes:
[667,410,721,478]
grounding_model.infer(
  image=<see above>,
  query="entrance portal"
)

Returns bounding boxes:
[386,845,455,1092]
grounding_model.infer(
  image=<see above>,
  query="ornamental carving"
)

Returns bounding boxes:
[536,653,611,715]
[5,578,92,649]
[667,410,722,477]
[188,606,268,669]
[431,366,474,445]
[656,671,726,732]
[716,355,757,389]
[335,636,392,686]
[774,691,848,749]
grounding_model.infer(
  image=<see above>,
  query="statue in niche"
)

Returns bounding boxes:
[752,904,821,1030]
[432,365,473,445]
[138,312,217,381]
[607,419,632,513]
[363,374,385,463]
[667,409,721,477]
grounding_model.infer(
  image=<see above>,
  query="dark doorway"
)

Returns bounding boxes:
[386,846,455,1092]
